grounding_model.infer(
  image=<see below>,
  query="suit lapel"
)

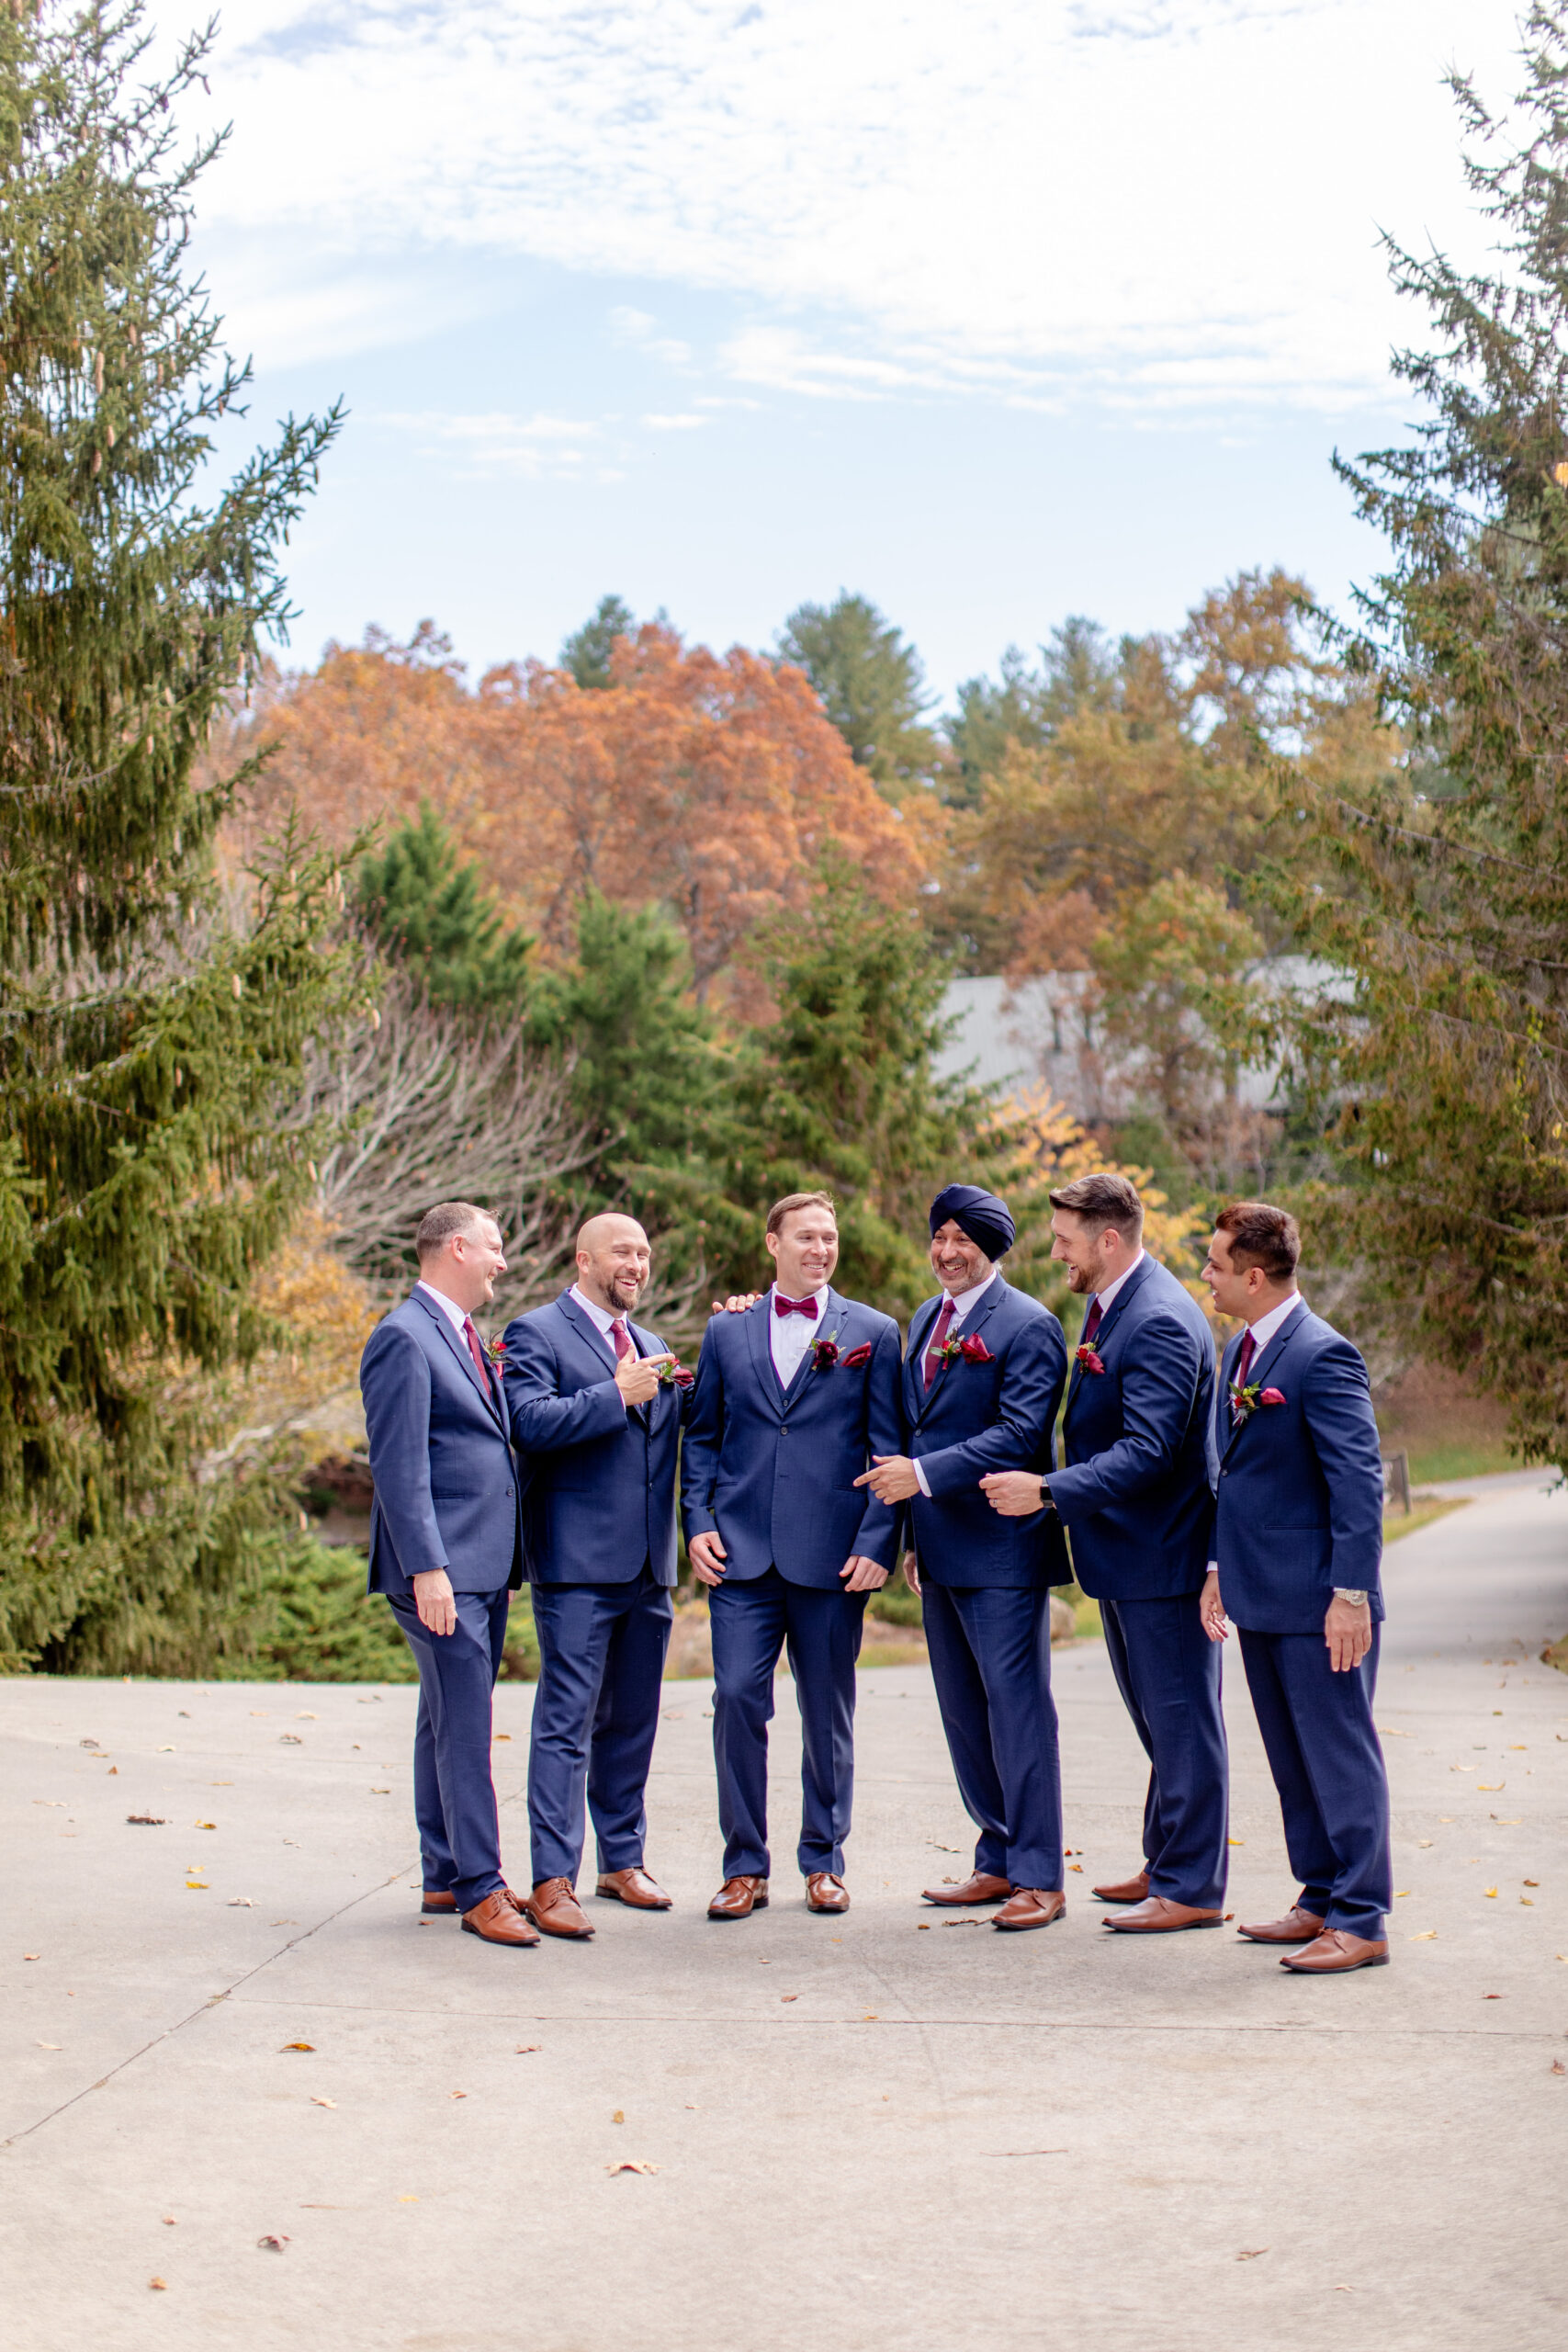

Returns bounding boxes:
[412,1288,503,1429]
[1220,1305,1307,1456]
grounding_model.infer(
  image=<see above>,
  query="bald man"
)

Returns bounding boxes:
[501,1216,690,1939]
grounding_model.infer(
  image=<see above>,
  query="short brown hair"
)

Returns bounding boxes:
[766,1190,837,1238]
[1048,1170,1144,1243]
[415,1201,491,1261]
[1214,1200,1300,1283]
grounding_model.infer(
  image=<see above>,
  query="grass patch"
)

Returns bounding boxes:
[1383,1497,1472,1544]
[1542,1635,1568,1675]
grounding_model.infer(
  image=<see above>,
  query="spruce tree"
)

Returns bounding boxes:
[356,804,535,1010]
[0,3,354,1668]
[1267,4,1568,1461]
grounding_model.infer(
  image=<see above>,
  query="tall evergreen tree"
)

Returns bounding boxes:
[777,591,944,798]
[1267,4,1568,1462]
[356,804,535,1010]
[560,593,636,689]
[0,4,353,1669]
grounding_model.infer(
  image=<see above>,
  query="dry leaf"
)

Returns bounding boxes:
[36,2041,62,2050]
[23,1952,39,1962]
[280,2041,315,2052]
[1483,1993,1501,2000]
[1068,1863,1084,1873]
[296,1712,318,1721]
[780,1994,798,2003]
[1393,1890,1411,1899]
[195,1821,216,1831]
[370,1787,390,1794]
[493,1733,512,1742]
[605,2160,659,2176]
[107,1765,118,1775]
[1525,1879,1540,1887]
[862,2012,878,2021]
[514,2043,540,2053]
[162,2218,176,2227]
[1492,1816,1522,1825]
[280,1735,302,1746]
[149,2278,167,2291]
[228,1896,254,1908]
[1478,1783,1504,1792]
[398,2195,419,2202]
[1377,1727,1409,1736]
[1551,2061,1566,2075]
[156,1745,175,1754]
[1226,1838,1245,1847]
[310,2097,337,2109]
[250,1710,267,1718]
[1484,1886,1499,1898]
[34,1800,65,1808]
[126,1815,165,1826]
[185,1882,209,1892]
[1418,1838,1433,1848]
[612,2109,625,2123]
[1235,2248,1269,2260]
[257,2233,290,2252]
[1409,1930,1438,1941]
[450,2091,467,2100]
[1520,1897,1534,1906]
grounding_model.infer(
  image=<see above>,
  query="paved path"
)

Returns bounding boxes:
[4,1475,1566,2351]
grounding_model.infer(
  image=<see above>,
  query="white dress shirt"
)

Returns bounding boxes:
[417,1278,473,1344]
[768,1282,829,1388]
[911,1268,1001,1498]
[1207,1289,1339,1584]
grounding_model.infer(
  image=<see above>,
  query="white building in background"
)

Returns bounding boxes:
[934,960,1341,1122]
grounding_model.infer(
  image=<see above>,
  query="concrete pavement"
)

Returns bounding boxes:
[4,1472,1566,2351]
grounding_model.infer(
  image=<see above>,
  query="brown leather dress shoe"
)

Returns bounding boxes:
[1104,1894,1224,1933]
[805,1871,850,1913]
[1237,1903,1325,1944]
[994,1887,1066,1931]
[595,1867,672,1909]
[460,1889,540,1947]
[525,1877,595,1939]
[1091,1869,1150,1905]
[921,1871,1012,1906]
[708,1875,769,1919]
[1279,1928,1389,1973]
[421,1890,457,1915]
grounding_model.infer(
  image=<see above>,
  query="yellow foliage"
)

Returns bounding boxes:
[223,1212,381,1462]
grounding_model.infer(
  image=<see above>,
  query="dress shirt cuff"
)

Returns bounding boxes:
[1205,1561,1218,1577]
[913,1457,931,1499]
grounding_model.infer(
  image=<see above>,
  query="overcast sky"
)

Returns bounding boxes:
[182,0,1526,700]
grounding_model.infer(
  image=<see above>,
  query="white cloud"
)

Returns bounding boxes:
[200,0,1521,413]
[641,413,707,430]
[378,409,606,477]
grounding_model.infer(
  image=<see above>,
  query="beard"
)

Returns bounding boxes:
[605,1267,644,1312]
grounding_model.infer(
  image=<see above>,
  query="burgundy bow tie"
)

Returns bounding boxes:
[773,1292,820,1321]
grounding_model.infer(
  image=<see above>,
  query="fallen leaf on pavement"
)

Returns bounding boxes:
[1068,1863,1084,1873]
[162,2218,176,2227]
[1552,2061,1565,2075]
[1378,1727,1409,1736]
[493,1733,512,1742]
[228,1896,254,1907]
[23,1952,39,1961]
[310,2097,337,2109]
[1478,1783,1504,1792]
[1419,1838,1433,1848]
[1226,1838,1245,1847]
[1520,1896,1535,1905]
[280,2042,315,2052]
[1484,1886,1498,1898]
[1483,1993,1501,1999]
[295,1712,318,1720]
[149,2278,167,2291]
[257,2233,290,2251]
[862,2012,878,2021]
[781,1994,798,2003]
[34,1800,66,1808]
[279,1735,302,1746]
[1235,2248,1269,2260]
[195,1821,216,1830]
[126,1815,165,1826]
[612,2109,625,2123]
[1525,1879,1540,1887]
[1393,1890,1411,1898]
[450,2091,467,2100]
[606,2161,659,2175]
[514,2044,540,2053]
[185,1882,209,1892]
[1409,1931,1438,1941]
[36,2041,61,2050]
[156,1745,175,1753]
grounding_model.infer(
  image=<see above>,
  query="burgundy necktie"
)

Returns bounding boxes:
[462,1315,493,1396]
[610,1317,633,1362]
[773,1293,820,1320]
[1082,1297,1103,1346]
[1235,1329,1256,1389]
[923,1295,956,1389]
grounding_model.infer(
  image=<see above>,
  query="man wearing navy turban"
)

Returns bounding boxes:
[857,1185,1071,1929]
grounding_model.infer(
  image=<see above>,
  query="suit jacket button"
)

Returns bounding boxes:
[780,1425,788,1435]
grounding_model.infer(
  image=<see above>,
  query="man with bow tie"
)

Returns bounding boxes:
[858,1185,1070,1931]
[1201,1202,1391,1973]
[360,1203,534,1948]
[501,1214,687,1941]
[682,1193,904,1919]
[982,1171,1226,1936]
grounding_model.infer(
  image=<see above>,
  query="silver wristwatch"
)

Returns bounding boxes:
[1333,1587,1369,1607]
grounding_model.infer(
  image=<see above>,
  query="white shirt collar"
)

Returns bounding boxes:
[1244,1289,1304,1353]
[416,1278,471,1340]
[570,1282,625,1338]
[1090,1247,1145,1317]
[938,1266,1000,1326]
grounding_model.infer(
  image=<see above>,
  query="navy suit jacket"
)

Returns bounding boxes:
[903,1276,1070,1589]
[502,1291,685,1588]
[1048,1255,1217,1601]
[1211,1305,1384,1634]
[681,1288,905,1588]
[361,1289,524,1597]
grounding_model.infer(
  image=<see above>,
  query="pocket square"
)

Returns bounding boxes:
[1258,1387,1286,1406]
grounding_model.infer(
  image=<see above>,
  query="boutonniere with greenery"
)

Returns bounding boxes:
[1076,1345,1105,1375]
[1230,1380,1286,1426]
[811,1331,874,1373]
[656,1358,694,1390]
[933,1329,996,1371]
[485,1333,507,1368]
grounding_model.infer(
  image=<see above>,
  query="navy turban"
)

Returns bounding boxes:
[929,1184,1015,1261]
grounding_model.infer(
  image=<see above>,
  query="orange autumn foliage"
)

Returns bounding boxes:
[226,621,920,1006]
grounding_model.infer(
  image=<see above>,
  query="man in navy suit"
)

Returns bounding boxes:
[502,1214,687,1941]
[858,1185,1070,1931]
[982,1171,1227,1934]
[1202,1201,1391,1974]
[360,1201,535,1949]
[682,1193,904,1919]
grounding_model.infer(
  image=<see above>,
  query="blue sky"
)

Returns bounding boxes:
[182,0,1526,705]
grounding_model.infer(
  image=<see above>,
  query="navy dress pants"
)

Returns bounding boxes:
[527,1566,673,1884]
[920,1582,1064,1893]
[708,1568,867,1879]
[389,1587,511,1914]
[1238,1622,1392,1939]
[1100,1591,1229,1907]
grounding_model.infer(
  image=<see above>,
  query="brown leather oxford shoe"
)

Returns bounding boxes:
[595,1867,672,1909]
[1091,1869,1150,1905]
[994,1887,1066,1931]
[921,1871,1012,1906]
[525,1877,595,1939]
[707,1875,769,1919]
[460,1888,540,1947]
[421,1889,457,1915]
[1279,1928,1389,1973]
[1237,1903,1325,1944]
[805,1871,850,1913]
[1103,1894,1223,1932]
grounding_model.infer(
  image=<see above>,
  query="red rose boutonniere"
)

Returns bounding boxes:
[1076,1345,1106,1375]
[656,1358,694,1390]
[811,1334,840,1372]
[485,1334,507,1368]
